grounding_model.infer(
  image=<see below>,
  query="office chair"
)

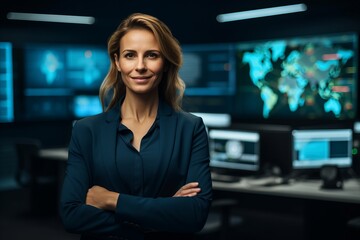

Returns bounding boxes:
[14,138,58,216]
[196,198,243,240]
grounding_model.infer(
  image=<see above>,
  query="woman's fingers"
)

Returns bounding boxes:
[173,182,201,197]
[182,182,199,189]
[178,187,201,196]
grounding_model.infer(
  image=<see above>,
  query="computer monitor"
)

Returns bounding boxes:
[291,129,353,170]
[233,32,358,123]
[208,129,261,175]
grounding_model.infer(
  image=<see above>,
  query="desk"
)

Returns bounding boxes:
[212,177,360,240]
[40,148,68,161]
[213,177,360,204]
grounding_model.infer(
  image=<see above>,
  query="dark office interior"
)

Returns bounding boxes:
[1,0,360,239]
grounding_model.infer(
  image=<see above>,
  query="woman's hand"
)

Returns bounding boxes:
[173,182,201,197]
[86,185,119,211]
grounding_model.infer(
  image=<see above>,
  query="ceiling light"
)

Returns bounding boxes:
[7,12,95,25]
[216,3,307,23]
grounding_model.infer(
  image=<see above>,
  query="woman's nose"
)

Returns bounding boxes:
[135,58,147,71]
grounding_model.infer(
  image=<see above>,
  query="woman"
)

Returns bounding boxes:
[59,13,212,240]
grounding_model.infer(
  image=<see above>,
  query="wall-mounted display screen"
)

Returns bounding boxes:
[180,43,237,114]
[24,45,109,90]
[180,43,236,96]
[0,42,14,123]
[22,44,109,120]
[14,32,358,124]
[233,33,358,122]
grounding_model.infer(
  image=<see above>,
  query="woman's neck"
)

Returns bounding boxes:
[121,93,159,123]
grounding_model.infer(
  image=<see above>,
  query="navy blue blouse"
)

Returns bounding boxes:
[116,117,160,196]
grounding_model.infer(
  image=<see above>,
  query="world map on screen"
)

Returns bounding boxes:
[237,34,356,120]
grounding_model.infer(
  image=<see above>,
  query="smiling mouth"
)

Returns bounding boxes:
[131,76,152,83]
[131,76,151,80]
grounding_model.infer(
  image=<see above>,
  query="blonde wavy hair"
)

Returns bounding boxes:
[99,13,185,112]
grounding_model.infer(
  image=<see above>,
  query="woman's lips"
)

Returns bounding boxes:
[131,76,151,83]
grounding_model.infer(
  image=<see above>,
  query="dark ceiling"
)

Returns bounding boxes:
[1,0,359,45]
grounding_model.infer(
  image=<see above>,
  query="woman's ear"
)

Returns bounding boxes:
[114,54,121,72]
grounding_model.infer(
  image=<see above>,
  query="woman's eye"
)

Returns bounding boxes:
[124,53,135,59]
[147,52,159,59]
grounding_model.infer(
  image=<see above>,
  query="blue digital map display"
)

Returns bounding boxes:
[234,33,357,120]
[25,45,109,89]
[23,44,109,120]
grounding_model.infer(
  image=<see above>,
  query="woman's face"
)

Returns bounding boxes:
[115,29,165,96]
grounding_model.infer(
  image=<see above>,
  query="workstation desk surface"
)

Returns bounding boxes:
[212,176,360,204]
[40,148,68,161]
